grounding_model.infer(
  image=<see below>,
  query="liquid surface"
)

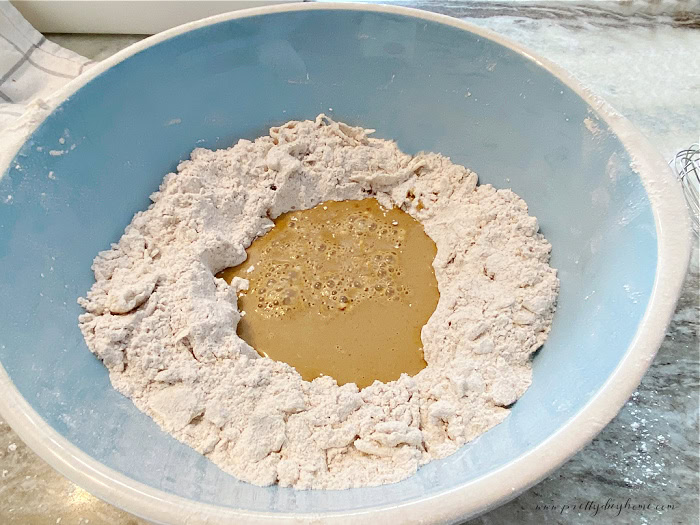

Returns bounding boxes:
[217,199,439,388]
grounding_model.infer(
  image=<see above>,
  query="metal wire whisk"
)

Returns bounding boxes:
[671,142,699,235]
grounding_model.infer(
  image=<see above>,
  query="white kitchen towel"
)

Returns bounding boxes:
[0,1,92,132]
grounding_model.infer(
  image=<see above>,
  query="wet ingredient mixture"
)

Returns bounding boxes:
[217,199,438,389]
[78,115,559,489]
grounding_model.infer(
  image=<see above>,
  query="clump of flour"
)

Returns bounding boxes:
[78,115,559,489]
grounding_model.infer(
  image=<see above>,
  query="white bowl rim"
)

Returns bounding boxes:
[0,3,692,524]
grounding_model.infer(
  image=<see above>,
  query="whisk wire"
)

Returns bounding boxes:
[671,142,700,235]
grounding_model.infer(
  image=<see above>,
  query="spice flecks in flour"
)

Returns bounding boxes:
[78,115,559,489]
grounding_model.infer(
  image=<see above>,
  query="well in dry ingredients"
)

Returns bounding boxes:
[78,115,559,489]
[217,198,439,389]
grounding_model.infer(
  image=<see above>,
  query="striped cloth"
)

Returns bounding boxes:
[0,1,92,132]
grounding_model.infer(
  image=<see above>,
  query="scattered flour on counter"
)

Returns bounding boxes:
[78,115,559,489]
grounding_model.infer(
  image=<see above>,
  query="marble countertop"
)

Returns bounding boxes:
[1,2,698,524]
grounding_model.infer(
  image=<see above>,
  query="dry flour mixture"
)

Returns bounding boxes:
[78,115,559,489]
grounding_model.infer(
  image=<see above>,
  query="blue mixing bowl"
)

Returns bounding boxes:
[0,4,691,524]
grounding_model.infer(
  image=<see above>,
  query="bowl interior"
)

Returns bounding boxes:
[0,9,656,514]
